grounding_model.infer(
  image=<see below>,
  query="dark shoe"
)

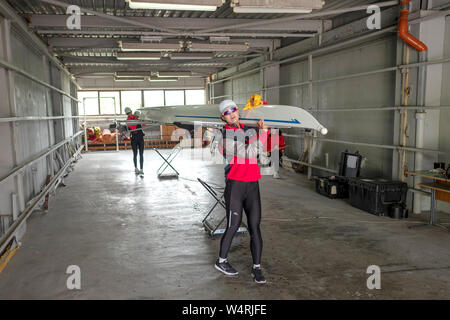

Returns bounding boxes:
[251,267,267,284]
[215,259,238,276]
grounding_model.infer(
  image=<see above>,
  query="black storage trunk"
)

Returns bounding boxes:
[315,176,349,199]
[347,178,408,216]
[314,151,362,199]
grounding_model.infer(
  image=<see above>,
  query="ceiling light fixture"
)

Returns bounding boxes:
[116,52,161,60]
[119,41,183,52]
[230,0,321,13]
[149,76,179,82]
[140,36,164,42]
[233,6,313,13]
[209,36,231,42]
[170,52,215,60]
[114,76,146,81]
[115,71,152,78]
[157,71,192,77]
[126,0,222,11]
[188,42,249,52]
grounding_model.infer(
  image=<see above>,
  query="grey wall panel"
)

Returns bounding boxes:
[279,36,397,179]
[438,17,450,212]
[439,17,450,164]
[13,74,49,162]
[222,72,261,105]
[234,72,261,105]
[10,27,44,81]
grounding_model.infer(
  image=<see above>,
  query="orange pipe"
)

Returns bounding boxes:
[398,0,428,51]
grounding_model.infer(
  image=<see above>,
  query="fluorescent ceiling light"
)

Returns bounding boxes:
[233,6,313,13]
[231,0,321,13]
[140,36,164,42]
[126,0,222,11]
[210,36,231,42]
[149,76,179,82]
[116,52,161,60]
[115,71,152,78]
[158,71,192,77]
[170,52,215,60]
[188,43,249,52]
[114,76,146,81]
[119,41,182,52]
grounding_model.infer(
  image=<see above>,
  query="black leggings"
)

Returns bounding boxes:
[131,137,144,169]
[219,180,263,265]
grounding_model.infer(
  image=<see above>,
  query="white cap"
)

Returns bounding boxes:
[124,107,132,114]
[134,110,141,117]
[219,100,237,114]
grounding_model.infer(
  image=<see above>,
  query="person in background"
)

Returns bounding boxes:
[125,107,145,175]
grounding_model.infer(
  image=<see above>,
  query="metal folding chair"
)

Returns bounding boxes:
[198,178,248,236]
[154,146,181,178]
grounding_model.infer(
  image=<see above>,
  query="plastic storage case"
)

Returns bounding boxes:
[315,176,349,199]
[314,151,363,199]
[347,178,408,217]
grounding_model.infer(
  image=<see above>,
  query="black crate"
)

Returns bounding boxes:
[315,176,349,199]
[314,150,362,199]
[347,178,408,216]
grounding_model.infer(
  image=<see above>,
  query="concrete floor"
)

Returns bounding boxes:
[0,149,449,299]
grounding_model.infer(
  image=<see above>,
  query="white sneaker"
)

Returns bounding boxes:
[135,168,139,174]
[139,170,144,176]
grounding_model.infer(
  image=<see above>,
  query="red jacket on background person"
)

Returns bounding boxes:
[127,115,137,131]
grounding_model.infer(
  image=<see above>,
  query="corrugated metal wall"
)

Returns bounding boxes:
[439,16,450,164]
[438,16,450,212]
[224,72,261,105]
[0,21,79,239]
[281,36,398,178]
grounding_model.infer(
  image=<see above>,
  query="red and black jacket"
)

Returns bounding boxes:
[127,115,144,140]
[219,123,268,182]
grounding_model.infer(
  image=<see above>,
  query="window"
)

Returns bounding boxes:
[77,89,206,114]
[100,91,120,115]
[121,91,142,114]
[165,90,185,106]
[186,90,205,105]
[144,90,165,107]
[78,91,99,115]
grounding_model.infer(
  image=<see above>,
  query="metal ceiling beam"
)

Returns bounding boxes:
[60,55,249,64]
[194,0,399,33]
[72,67,222,76]
[47,37,278,49]
[37,29,315,38]
[35,0,179,34]
[29,14,331,32]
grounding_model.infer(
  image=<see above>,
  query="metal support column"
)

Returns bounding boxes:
[307,55,314,179]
